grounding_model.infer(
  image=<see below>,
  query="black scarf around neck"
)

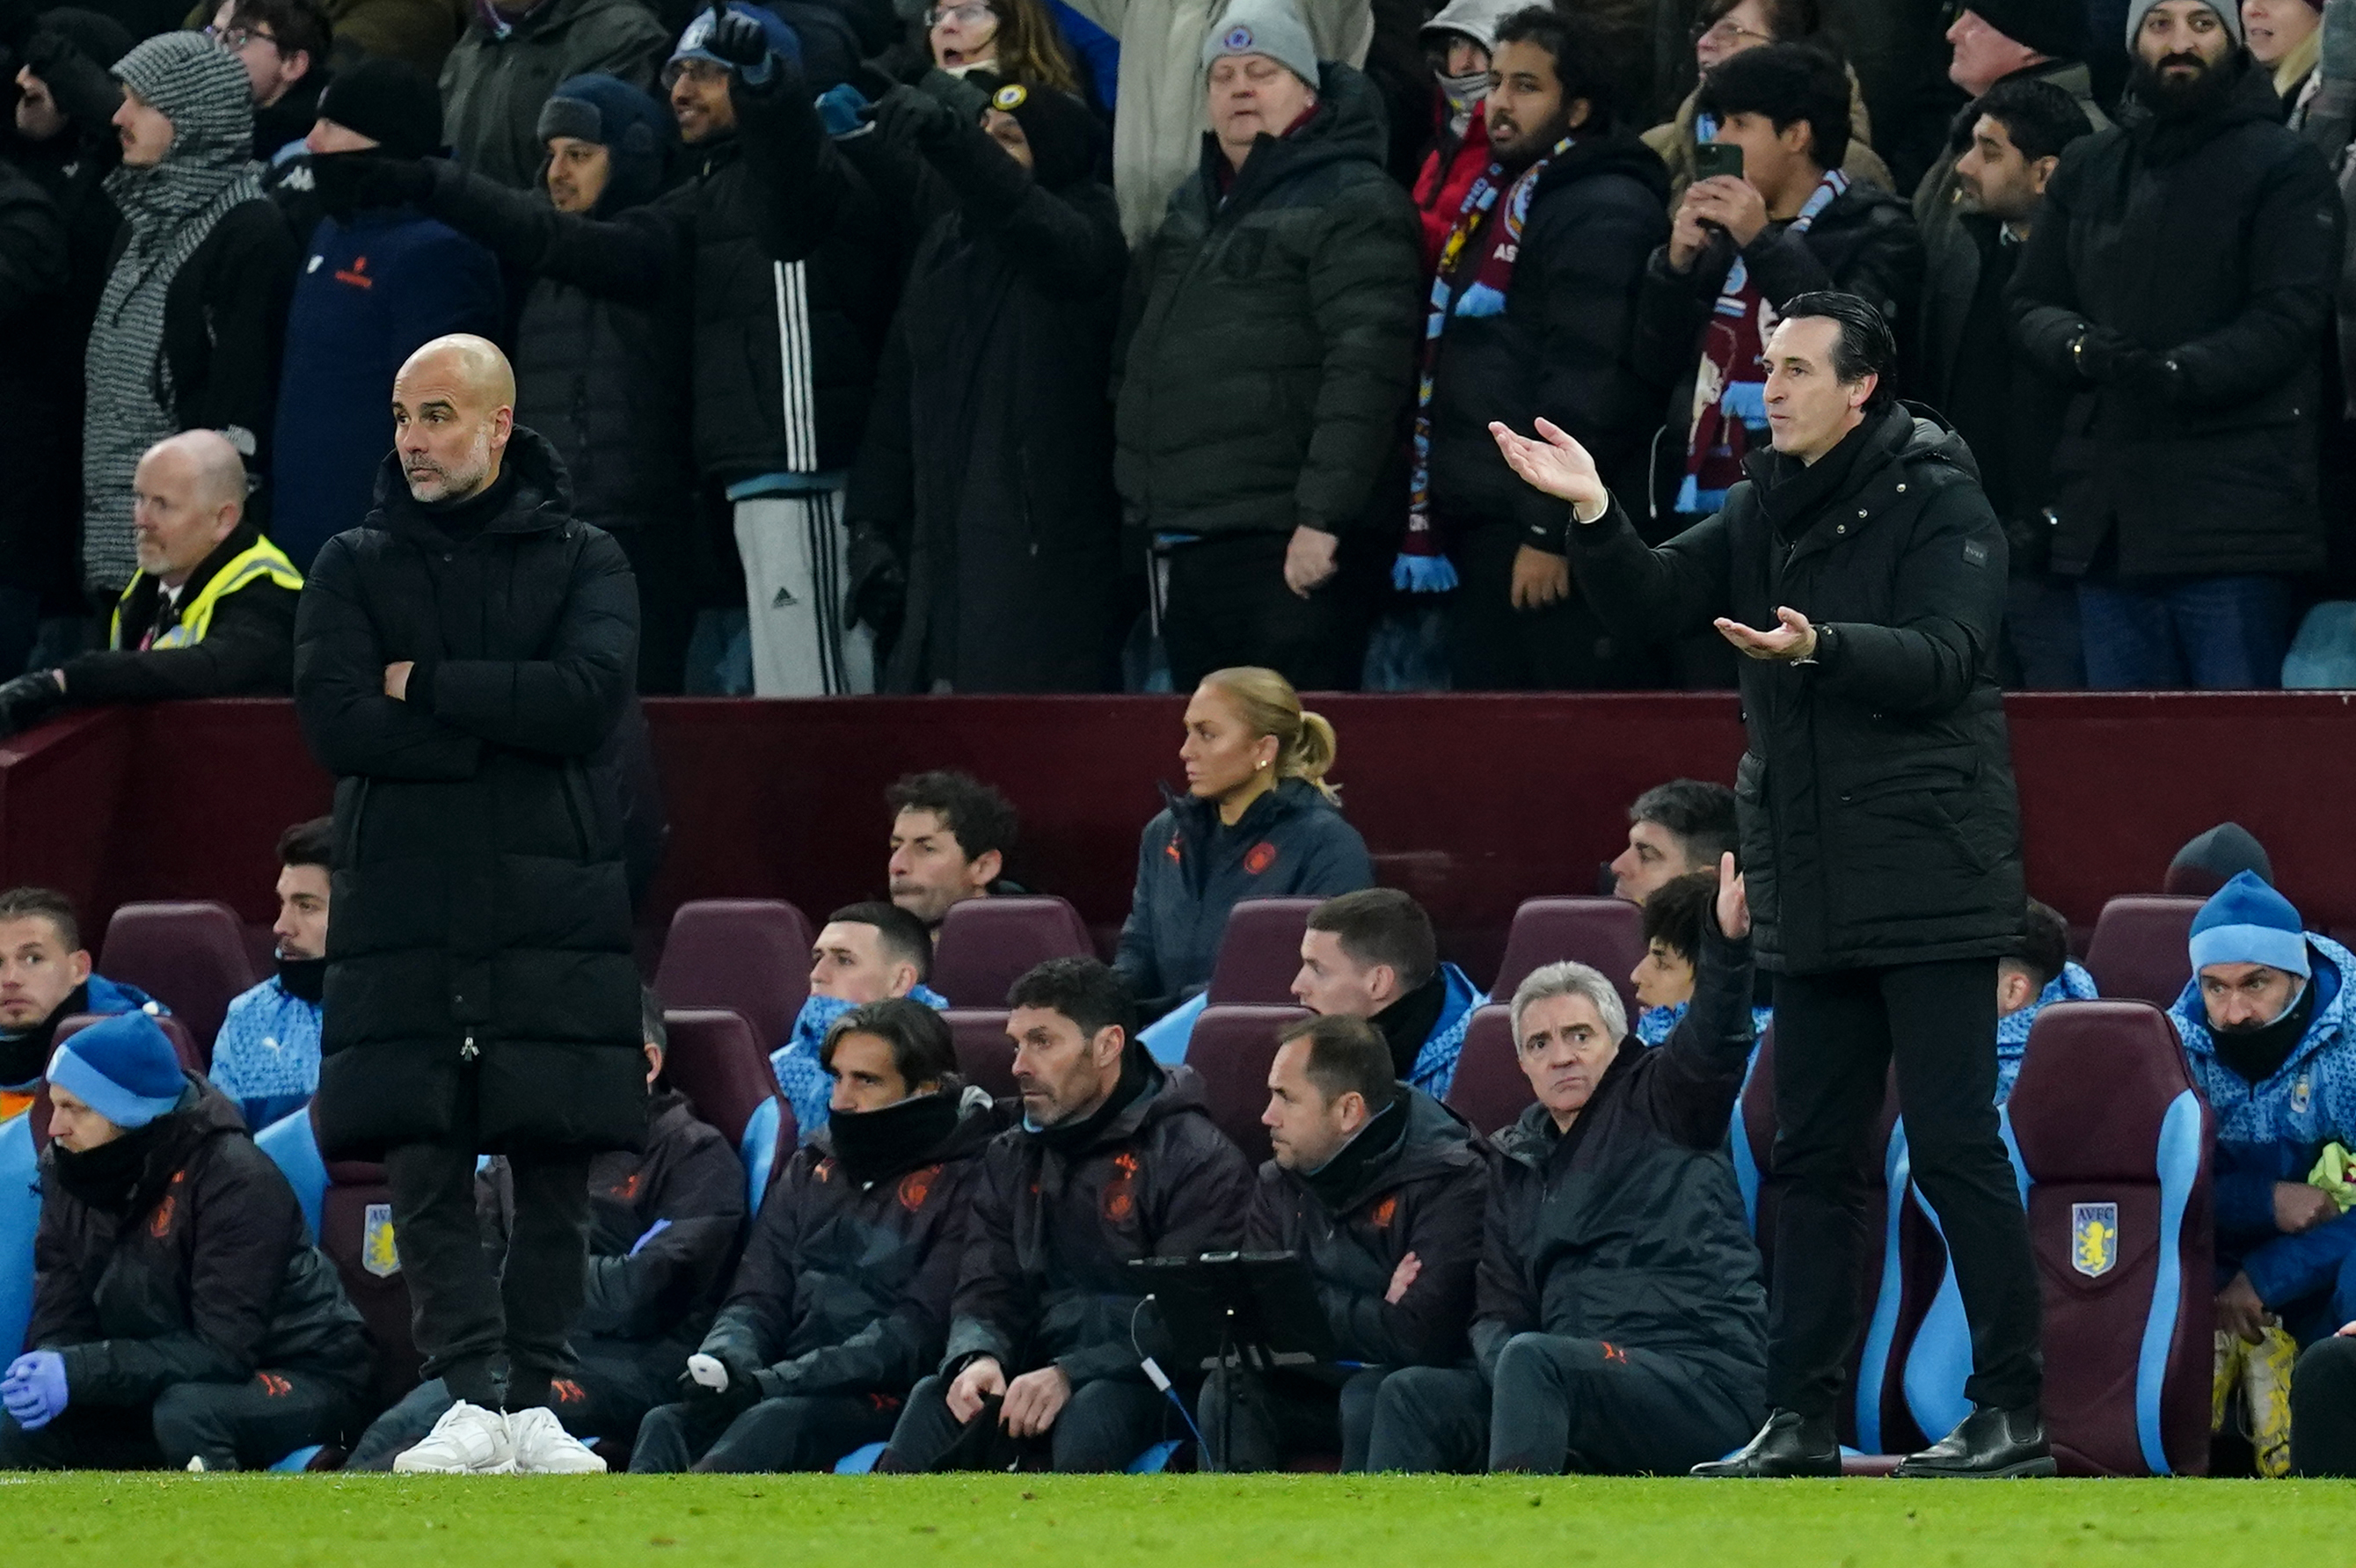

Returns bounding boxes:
[1752,414,1878,542]
[1301,1097,1408,1214]
[276,954,326,1004]
[828,1090,961,1185]
[50,1104,189,1214]
[0,981,91,1090]
[1032,1046,1151,1155]
[2215,980,2318,1086]
[1373,971,1449,1082]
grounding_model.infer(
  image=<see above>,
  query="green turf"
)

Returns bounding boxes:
[7,1473,2356,1566]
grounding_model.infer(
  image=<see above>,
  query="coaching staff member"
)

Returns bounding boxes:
[1492,292,2046,1479]
[292,333,642,1476]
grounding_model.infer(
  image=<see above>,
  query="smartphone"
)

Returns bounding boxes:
[1693,142,1746,183]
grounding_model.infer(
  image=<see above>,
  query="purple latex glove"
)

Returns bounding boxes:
[3,1351,67,1431]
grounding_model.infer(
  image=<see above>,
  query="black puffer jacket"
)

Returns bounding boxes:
[416,70,894,485]
[292,428,645,1157]
[1247,1088,1487,1368]
[845,110,1128,695]
[1472,923,1763,1402]
[698,1089,996,1398]
[2008,57,2343,577]
[480,1090,746,1345]
[1633,176,1923,500]
[1562,402,2022,974]
[1112,778,1375,1019]
[27,1077,373,1405]
[1426,122,1672,537]
[944,1054,1256,1385]
[1113,62,1420,538]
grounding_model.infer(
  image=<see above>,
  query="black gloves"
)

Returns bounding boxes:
[2069,325,2136,384]
[0,670,68,740]
[2113,348,2183,405]
[870,83,959,148]
[704,6,770,69]
[2073,325,2182,403]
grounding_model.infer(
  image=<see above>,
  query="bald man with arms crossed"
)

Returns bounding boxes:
[293,334,643,1476]
[0,430,304,735]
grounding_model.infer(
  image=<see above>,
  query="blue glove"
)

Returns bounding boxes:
[627,1217,673,1257]
[816,82,871,138]
[2,1351,67,1431]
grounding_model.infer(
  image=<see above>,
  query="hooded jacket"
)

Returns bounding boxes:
[1112,777,1375,1018]
[436,0,669,189]
[26,1076,373,1406]
[291,427,646,1158]
[84,33,296,593]
[2009,55,2343,578]
[1563,403,2024,974]
[944,1055,1256,1383]
[697,1088,998,1399]
[1472,921,1764,1404]
[2170,934,2356,1310]
[1425,121,1671,541]
[846,96,1128,695]
[1113,61,1420,541]
[1248,1087,1487,1368]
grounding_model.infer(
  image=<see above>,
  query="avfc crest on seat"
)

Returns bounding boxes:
[362,1201,401,1278]
[2072,1202,2118,1278]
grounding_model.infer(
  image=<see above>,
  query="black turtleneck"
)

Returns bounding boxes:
[0,981,90,1089]
[1301,1096,1408,1214]
[1032,1045,1152,1154]
[2214,979,2317,1086]
[1373,969,1450,1082]
[422,464,518,544]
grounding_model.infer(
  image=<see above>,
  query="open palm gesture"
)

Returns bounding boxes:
[1716,851,1750,941]
[1490,419,1609,515]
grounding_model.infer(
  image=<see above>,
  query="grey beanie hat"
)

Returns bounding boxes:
[1202,0,1320,87]
[2124,0,2241,47]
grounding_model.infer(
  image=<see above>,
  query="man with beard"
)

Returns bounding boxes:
[0,888,163,1123]
[1409,4,1670,690]
[209,819,334,1133]
[2010,0,2341,689]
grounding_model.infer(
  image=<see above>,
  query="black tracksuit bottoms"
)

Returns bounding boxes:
[1194,1365,1390,1471]
[631,1391,903,1472]
[1367,1338,1758,1473]
[0,1369,360,1470]
[2293,1334,2356,1475]
[882,1372,1168,1472]
[384,1134,592,1413]
[1768,959,2043,1418]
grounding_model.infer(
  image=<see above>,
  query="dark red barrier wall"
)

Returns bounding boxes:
[3,693,2347,985]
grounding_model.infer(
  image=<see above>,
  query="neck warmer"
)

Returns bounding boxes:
[276,954,326,1005]
[828,1089,961,1184]
[1399,129,1578,593]
[1675,165,1849,518]
[1750,412,1878,543]
[50,1107,183,1214]
[1029,1044,1149,1153]
[2214,979,2317,1085]
[0,981,91,1090]
[422,464,518,543]
[1437,69,1487,132]
[1300,1096,1406,1214]
[1373,969,1450,1082]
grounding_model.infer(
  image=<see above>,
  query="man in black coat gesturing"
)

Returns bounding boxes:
[292,333,643,1477]
[1492,291,2046,1478]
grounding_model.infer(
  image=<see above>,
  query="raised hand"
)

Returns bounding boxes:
[1489,418,1608,515]
[1716,851,1749,941]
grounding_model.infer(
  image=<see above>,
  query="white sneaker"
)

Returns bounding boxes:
[394,1400,516,1474]
[507,1406,606,1474]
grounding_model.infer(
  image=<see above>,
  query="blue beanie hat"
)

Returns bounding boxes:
[47,1011,186,1130]
[2188,869,2310,981]
[537,74,675,213]
[671,3,801,70]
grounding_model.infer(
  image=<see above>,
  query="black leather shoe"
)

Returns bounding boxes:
[1691,1409,1841,1477]
[1892,1405,2057,1478]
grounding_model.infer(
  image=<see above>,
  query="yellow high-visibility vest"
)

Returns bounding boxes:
[110,536,303,652]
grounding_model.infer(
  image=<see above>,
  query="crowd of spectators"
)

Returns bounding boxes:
[7,674,2356,1475]
[4,0,2356,714]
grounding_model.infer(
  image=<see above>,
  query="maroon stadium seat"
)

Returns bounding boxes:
[1489,898,1644,1019]
[944,1010,1017,1100]
[53,1011,204,1077]
[1205,900,1323,1006]
[930,896,1094,1009]
[20,1079,47,1153]
[660,1009,786,1151]
[1442,1005,1532,1134]
[2006,1000,2213,1476]
[652,899,815,1050]
[1184,1004,1307,1165]
[97,901,259,1070]
[2082,896,2204,1008]
[318,1145,420,1411]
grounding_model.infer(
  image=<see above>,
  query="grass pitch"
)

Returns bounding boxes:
[8,1472,2353,1566]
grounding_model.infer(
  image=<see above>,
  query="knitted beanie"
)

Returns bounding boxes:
[536,73,676,212]
[316,55,444,160]
[2164,822,2274,898]
[2125,0,2241,47]
[47,1011,186,1130]
[1201,0,1320,88]
[2188,869,2309,980]
[970,72,1104,190]
[1961,0,2087,62]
